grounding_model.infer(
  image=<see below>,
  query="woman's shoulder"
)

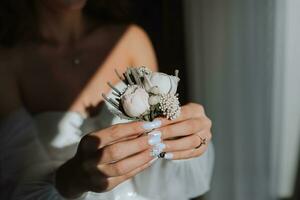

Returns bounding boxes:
[94,23,151,48]
[91,23,158,71]
[124,24,150,39]
[120,24,153,50]
[114,24,158,71]
[97,23,147,37]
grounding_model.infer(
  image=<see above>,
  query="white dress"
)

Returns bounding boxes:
[0,90,214,200]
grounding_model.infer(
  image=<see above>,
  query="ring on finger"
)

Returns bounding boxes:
[195,135,207,149]
[158,152,173,160]
[158,152,166,158]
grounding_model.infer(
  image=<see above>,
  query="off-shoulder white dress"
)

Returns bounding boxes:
[0,86,214,200]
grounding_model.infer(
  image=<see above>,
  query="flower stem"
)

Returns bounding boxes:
[107,82,122,96]
[102,94,120,109]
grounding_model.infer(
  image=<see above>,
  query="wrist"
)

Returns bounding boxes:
[55,157,87,198]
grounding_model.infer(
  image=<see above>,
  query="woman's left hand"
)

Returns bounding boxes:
[156,103,212,160]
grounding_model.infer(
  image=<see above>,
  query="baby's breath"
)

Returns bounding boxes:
[137,66,152,76]
[159,93,181,120]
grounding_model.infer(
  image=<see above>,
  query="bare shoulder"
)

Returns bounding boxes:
[125,24,150,43]
[0,48,22,118]
[119,24,158,71]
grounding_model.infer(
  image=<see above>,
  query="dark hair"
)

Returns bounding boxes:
[0,0,132,47]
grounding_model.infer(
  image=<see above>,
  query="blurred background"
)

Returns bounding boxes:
[131,0,300,200]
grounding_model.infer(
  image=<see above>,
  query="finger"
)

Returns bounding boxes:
[90,103,206,148]
[159,117,211,140]
[108,134,141,144]
[157,103,206,127]
[97,149,153,177]
[164,144,209,160]
[107,157,157,189]
[90,119,162,148]
[163,130,212,152]
[98,135,151,164]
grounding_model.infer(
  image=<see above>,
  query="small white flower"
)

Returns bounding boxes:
[149,86,160,95]
[159,93,181,120]
[121,85,150,117]
[146,72,180,95]
[148,95,161,105]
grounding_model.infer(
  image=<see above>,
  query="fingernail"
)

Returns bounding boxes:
[164,153,173,160]
[152,143,164,156]
[148,133,161,145]
[155,143,166,151]
[150,149,160,157]
[142,119,161,131]
[148,130,161,137]
[151,143,165,156]
[151,148,161,157]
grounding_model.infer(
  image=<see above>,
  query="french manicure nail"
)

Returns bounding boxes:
[148,134,161,145]
[155,143,166,151]
[150,148,161,157]
[150,151,156,157]
[151,143,165,156]
[148,130,161,137]
[164,153,173,160]
[142,119,162,131]
[152,148,162,156]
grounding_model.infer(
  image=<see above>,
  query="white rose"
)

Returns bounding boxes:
[147,72,180,95]
[121,85,150,117]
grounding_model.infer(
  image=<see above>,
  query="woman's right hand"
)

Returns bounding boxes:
[55,119,162,198]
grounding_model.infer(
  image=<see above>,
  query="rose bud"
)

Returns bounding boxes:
[148,95,161,105]
[148,72,180,95]
[121,85,150,117]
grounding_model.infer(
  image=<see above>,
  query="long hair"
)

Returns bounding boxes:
[0,0,132,47]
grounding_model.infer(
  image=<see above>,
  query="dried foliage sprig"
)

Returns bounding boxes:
[102,66,181,121]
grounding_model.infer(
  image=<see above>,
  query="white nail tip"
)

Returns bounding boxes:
[150,142,166,157]
[148,130,161,137]
[148,135,161,145]
[155,143,166,150]
[164,153,173,160]
[143,119,162,130]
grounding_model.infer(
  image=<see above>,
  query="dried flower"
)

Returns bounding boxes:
[121,85,150,117]
[147,72,180,95]
[103,67,181,121]
[159,93,181,120]
[148,95,161,105]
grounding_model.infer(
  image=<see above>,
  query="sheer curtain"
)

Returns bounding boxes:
[271,0,300,197]
[183,0,300,199]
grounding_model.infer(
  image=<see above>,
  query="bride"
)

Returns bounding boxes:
[0,0,214,199]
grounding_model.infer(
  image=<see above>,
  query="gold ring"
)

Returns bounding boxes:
[195,135,207,149]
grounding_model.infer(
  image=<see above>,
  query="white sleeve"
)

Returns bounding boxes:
[0,108,67,200]
[132,144,215,200]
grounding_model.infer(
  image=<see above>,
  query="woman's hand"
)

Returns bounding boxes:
[156,103,212,160]
[55,103,212,198]
[55,119,162,198]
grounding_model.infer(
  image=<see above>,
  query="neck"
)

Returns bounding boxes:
[37,3,86,45]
